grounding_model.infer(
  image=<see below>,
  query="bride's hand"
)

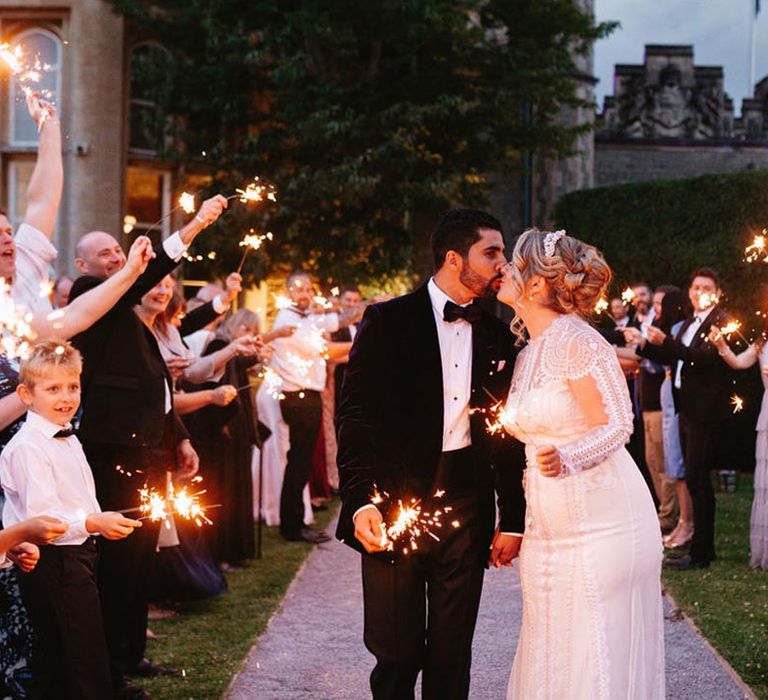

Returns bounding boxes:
[536,445,562,478]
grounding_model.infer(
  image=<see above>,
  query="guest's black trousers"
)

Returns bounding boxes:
[84,442,166,687]
[679,415,721,564]
[18,541,112,700]
[279,390,323,538]
[360,448,487,700]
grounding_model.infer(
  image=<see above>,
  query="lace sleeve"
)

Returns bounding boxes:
[542,319,634,476]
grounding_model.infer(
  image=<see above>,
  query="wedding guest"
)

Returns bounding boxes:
[631,282,654,326]
[1,341,142,700]
[637,268,730,570]
[52,275,73,308]
[609,297,630,327]
[0,236,155,700]
[710,318,768,569]
[267,272,359,543]
[197,309,264,566]
[0,93,62,316]
[636,285,679,531]
[70,195,227,699]
[330,285,362,405]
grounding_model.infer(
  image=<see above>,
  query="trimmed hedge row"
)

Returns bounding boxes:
[553,170,768,318]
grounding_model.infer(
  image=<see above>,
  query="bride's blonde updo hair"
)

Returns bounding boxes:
[508,228,611,327]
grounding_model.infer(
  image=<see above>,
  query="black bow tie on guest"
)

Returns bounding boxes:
[443,300,482,324]
[53,427,76,439]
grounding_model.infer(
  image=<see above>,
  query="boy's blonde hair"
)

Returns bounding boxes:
[18,340,83,388]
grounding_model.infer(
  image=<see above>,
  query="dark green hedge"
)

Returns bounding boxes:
[554,170,768,318]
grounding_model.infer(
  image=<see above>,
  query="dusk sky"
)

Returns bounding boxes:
[594,0,768,115]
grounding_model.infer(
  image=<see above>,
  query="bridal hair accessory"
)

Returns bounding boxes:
[543,230,566,257]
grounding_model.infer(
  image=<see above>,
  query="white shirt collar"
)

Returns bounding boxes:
[694,307,715,324]
[24,410,73,440]
[427,278,471,318]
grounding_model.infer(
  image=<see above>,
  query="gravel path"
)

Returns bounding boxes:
[226,519,754,699]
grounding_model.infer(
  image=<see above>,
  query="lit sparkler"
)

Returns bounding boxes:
[0,281,37,359]
[697,291,719,311]
[126,481,215,526]
[731,394,745,413]
[227,177,277,205]
[621,287,636,305]
[594,297,609,315]
[236,230,274,274]
[273,293,295,310]
[745,232,768,263]
[39,279,54,299]
[313,294,334,311]
[372,487,455,555]
[261,366,285,400]
[179,192,196,214]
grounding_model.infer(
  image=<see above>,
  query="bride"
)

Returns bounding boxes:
[498,229,665,699]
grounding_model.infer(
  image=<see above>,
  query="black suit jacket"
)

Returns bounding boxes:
[70,246,188,448]
[180,300,221,337]
[639,306,731,422]
[335,285,526,557]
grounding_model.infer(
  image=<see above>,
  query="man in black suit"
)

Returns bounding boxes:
[336,209,526,700]
[70,195,227,700]
[636,267,730,570]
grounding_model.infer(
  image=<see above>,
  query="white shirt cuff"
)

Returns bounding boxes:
[162,232,188,262]
[501,532,523,537]
[353,503,379,524]
[212,295,229,314]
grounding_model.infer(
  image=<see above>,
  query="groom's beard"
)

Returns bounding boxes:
[459,265,502,300]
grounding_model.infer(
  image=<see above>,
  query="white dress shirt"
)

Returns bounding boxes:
[269,308,339,392]
[12,222,57,316]
[427,278,473,451]
[0,411,101,545]
[674,307,714,389]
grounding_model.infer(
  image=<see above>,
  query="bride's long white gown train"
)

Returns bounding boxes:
[504,315,665,700]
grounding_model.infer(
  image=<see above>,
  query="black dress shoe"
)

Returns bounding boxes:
[283,528,332,544]
[129,658,179,677]
[116,678,151,700]
[664,554,710,571]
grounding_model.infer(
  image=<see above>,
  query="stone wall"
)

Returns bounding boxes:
[595,141,768,187]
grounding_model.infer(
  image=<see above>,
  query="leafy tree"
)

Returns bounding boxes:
[111,0,614,285]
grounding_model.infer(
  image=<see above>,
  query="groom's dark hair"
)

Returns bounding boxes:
[431,209,503,270]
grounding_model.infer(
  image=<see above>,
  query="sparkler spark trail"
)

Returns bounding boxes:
[227,177,277,205]
[697,291,719,311]
[745,232,768,263]
[371,487,455,555]
[273,293,295,310]
[594,297,609,315]
[731,394,745,413]
[179,192,196,214]
[0,281,37,359]
[261,366,285,400]
[621,287,636,305]
[124,481,216,526]
[236,230,274,274]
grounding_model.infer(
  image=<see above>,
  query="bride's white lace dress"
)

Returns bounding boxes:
[504,314,665,700]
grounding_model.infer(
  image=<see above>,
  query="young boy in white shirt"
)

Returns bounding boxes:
[0,341,142,699]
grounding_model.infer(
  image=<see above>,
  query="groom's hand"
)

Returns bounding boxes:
[489,529,521,568]
[353,506,388,553]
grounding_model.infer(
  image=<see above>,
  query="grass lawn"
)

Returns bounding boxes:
[137,506,336,700]
[663,473,768,699]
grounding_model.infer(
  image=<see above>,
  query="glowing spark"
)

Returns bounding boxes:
[39,279,54,298]
[0,281,38,359]
[745,232,768,263]
[697,292,718,310]
[621,287,636,305]
[171,485,213,526]
[236,230,273,274]
[229,177,277,205]
[179,192,196,214]
[313,294,334,311]
[261,366,285,400]
[54,345,64,356]
[594,297,609,315]
[273,293,295,310]
[731,394,744,413]
[330,287,340,297]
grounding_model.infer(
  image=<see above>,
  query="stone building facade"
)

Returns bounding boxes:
[595,44,768,187]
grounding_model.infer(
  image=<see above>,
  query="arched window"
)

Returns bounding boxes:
[129,43,171,153]
[8,28,62,146]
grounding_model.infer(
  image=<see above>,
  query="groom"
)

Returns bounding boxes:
[336,209,526,699]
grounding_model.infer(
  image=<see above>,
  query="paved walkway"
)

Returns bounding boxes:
[226,520,753,700]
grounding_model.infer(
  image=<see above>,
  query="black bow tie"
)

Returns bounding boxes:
[443,301,482,324]
[54,427,75,439]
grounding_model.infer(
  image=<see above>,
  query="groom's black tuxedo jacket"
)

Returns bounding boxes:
[335,285,526,557]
